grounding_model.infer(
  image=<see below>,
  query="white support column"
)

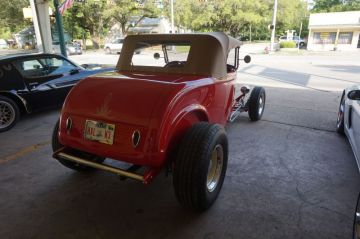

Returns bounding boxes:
[29,0,42,51]
[334,28,340,51]
[270,0,278,52]
[29,0,52,53]
[170,0,174,33]
[307,28,312,50]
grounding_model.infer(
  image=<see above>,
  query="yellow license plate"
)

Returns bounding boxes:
[84,120,115,145]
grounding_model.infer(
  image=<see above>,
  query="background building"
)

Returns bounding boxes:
[307,11,360,51]
[127,17,172,35]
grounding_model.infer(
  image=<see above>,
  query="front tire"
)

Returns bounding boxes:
[353,192,360,239]
[248,87,266,121]
[52,120,104,171]
[336,91,345,135]
[0,96,20,132]
[173,122,228,211]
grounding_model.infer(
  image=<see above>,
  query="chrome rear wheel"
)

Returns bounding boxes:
[207,144,224,192]
[173,123,228,211]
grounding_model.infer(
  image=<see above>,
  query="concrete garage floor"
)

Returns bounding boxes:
[1,52,360,239]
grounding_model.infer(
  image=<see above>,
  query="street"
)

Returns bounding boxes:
[0,50,359,238]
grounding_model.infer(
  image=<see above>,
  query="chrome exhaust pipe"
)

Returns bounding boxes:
[54,151,144,182]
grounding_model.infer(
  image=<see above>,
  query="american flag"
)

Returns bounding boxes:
[59,0,74,15]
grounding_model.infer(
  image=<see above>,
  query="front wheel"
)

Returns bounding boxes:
[52,120,105,171]
[248,87,266,121]
[173,122,228,211]
[336,91,345,135]
[0,96,20,132]
[353,192,360,239]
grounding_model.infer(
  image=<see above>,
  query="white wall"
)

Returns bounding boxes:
[353,31,360,48]
[309,11,360,27]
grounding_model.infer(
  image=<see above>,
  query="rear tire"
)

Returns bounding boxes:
[173,122,228,211]
[248,87,266,121]
[105,47,111,54]
[52,120,104,171]
[0,96,20,132]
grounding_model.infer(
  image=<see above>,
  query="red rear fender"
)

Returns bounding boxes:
[158,105,209,159]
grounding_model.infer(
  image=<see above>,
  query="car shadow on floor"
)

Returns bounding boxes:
[315,65,360,74]
[241,64,360,90]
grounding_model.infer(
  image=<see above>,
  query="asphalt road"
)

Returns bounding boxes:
[0,51,360,239]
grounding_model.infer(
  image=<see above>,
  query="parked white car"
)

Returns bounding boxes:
[104,38,140,54]
[337,85,360,166]
[0,39,8,49]
[336,86,360,239]
[52,42,82,56]
[279,36,306,48]
[104,38,124,54]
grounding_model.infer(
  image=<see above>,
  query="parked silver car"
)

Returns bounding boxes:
[104,38,140,54]
[104,38,124,54]
[52,42,82,56]
[279,36,306,48]
[0,39,8,49]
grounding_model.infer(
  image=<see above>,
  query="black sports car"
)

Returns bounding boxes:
[0,53,113,132]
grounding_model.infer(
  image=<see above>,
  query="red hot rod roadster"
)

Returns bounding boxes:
[52,33,266,211]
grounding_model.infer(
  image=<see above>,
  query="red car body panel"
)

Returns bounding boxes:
[58,70,236,169]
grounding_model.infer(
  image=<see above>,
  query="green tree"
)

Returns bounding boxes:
[312,0,360,12]
[312,0,342,12]
[62,0,109,49]
[0,0,30,38]
[276,0,308,38]
[163,0,308,40]
[211,0,269,37]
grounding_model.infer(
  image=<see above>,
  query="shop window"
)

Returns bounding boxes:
[313,32,336,44]
[338,32,353,44]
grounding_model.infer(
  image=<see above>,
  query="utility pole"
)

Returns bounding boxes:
[170,0,174,33]
[53,0,67,57]
[270,0,278,52]
[297,21,303,52]
[249,25,252,42]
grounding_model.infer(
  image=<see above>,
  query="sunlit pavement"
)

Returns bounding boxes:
[0,50,359,238]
